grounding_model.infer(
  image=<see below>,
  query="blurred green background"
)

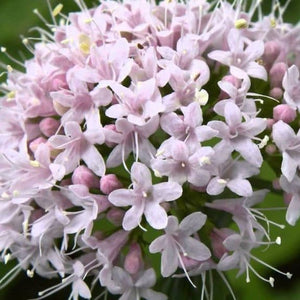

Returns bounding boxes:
[0,0,299,299]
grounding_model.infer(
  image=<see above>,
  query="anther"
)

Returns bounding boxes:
[27,269,34,278]
[275,237,281,245]
[217,178,227,184]
[199,156,211,166]
[235,18,248,29]
[4,254,11,264]
[6,65,13,72]
[52,3,63,17]
[30,160,40,167]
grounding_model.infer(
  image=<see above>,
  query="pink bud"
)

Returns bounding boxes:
[218,75,240,100]
[210,228,234,259]
[263,41,281,70]
[106,208,125,226]
[39,117,60,137]
[124,243,143,275]
[160,202,170,212]
[266,118,275,129]
[29,209,44,223]
[104,124,118,147]
[100,174,122,194]
[266,144,277,154]
[29,137,47,153]
[269,87,283,99]
[72,166,99,188]
[269,62,287,88]
[179,255,201,270]
[272,178,281,190]
[51,74,67,90]
[190,184,207,192]
[284,193,292,206]
[273,104,296,123]
[61,178,72,186]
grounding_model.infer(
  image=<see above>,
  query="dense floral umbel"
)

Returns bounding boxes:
[0,0,299,299]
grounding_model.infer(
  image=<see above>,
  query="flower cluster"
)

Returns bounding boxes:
[0,0,299,299]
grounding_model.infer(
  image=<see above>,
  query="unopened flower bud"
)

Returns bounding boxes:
[210,228,234,259]
[269,87,283,99]
[273,104,296,123]
[218,75,240,100]
[29,137,47,153]
[51,74,67,90]
[269,62,287,88]
[124,243,143,274]
[100,174,122,194]
[263,41,281,70]
[266,118,275,129]
[284,193,292,206]
[104,124,119,147]
[39,117,60,137]
[72,165,99,188]
[266,144,277,154]
[61,178,72,186]
[107,207,125,226]
[272,178,281,190]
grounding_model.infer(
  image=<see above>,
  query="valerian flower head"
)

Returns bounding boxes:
[0,0,297,299]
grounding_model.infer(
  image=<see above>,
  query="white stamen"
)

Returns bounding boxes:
[142,191,148,198]
[269,277,275,287]
[181,162,186,168]
[258,135,269,149]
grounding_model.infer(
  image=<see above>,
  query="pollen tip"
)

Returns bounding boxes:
[275,236,281,245]
[235,18,248,29]
[13,190,19,197]
[1,47,6,53]
[27,269,34,278]
[52,3,63,17]
[4,253,11,264]
[7,65,13,72]
[287,272,292,279]
[269,277,275,287]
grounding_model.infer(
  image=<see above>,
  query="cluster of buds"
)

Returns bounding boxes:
[0,0,299,299]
